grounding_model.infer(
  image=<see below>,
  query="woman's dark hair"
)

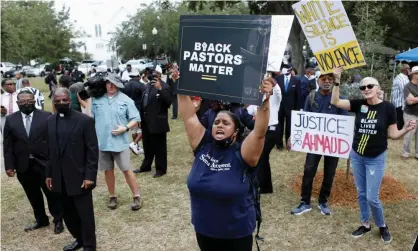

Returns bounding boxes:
[216,110,245,142]
[1,78,12,87]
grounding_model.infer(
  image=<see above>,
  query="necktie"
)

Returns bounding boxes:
[8,94,14,114]
[25,115,31,137]
[285,77,289,92]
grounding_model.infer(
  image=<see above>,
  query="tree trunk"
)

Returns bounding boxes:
[288,20,305,75]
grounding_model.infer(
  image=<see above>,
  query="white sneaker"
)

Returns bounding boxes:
[137,145,144,154]
[130,142,140,155]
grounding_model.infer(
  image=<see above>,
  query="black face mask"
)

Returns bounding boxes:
[18,103,36,115]
[55,103,71,115]
[213,136,234,148]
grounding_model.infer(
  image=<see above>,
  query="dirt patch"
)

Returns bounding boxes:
[290,170,416,207]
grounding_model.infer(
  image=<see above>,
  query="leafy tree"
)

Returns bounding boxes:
[1,1,80,64]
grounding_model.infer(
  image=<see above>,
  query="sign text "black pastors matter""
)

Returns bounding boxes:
[183,42,243,76]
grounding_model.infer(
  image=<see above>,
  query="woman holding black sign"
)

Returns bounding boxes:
[177,69,272,251]
[331,68,416,243]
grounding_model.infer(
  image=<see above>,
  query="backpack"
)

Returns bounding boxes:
[234,145,263,251]
[44,74,52,84]
[307,90,319,111]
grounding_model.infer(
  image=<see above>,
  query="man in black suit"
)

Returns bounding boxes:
[134,66,172,177]
[3,89,64,233]
[275,65,301,149]
[45,87,99,251]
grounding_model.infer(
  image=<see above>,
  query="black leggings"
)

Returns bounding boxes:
[196,232,253,251]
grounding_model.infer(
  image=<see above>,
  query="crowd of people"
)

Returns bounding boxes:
[1,60,417,250]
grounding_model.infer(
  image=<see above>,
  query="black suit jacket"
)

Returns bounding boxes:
[275,74,301,112]
[140,81,172,134]
[3,109,51,173]
[46,111,98,196]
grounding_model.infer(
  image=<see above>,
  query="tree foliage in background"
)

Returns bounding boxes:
[110,0,418,84]
[110,0,249,60]
[1,1,83,64]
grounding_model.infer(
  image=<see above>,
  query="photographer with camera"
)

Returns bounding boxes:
[133,65,172,178]
[90,73,143,211]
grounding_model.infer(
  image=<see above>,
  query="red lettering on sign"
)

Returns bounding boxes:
[302,133,349,155]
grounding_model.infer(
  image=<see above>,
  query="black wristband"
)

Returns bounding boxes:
[334,83,340,86]
[125,126,130,132]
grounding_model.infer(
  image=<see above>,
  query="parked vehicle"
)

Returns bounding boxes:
[153,57,171,74]
[1,62,15,77]
[124,59,152,72]
[26,64,50,77]
[3,66,25,78]
[57,58,75,74]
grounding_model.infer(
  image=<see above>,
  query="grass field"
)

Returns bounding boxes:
[1,77,417,251]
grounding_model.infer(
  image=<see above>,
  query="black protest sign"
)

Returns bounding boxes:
[175,15,273,105]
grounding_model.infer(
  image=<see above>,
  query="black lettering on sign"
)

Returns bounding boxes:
[315,44,365,72]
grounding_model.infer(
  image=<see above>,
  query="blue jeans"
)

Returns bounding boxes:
[350,150,387,227]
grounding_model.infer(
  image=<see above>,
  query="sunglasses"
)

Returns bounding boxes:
[359,84,376,91]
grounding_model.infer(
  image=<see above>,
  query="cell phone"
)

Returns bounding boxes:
[78,89,90,100]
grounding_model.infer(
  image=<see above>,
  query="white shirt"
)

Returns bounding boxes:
[246,105,258,116]
[121,70,132,82]
[1,92,19,115]
[17,87,45,110]
[140,78,150,85]
[263,84,282,127]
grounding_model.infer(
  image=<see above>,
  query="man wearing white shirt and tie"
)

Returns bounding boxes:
[274,64,301,150]
[1,78,19,133]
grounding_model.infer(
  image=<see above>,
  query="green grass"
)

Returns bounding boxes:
[1,77,417,251]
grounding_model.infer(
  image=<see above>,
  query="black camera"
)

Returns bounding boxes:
[84,72,108,98]
[147,70,158,82]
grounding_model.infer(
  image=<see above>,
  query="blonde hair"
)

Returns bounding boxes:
[360,77,380,87]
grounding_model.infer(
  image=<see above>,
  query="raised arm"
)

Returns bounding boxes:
[330,67,351,110]
[241,79,273,167]
[175,70,205,150]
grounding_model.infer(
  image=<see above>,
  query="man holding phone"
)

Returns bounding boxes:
[1,79,19,132]
[134,66,172,177]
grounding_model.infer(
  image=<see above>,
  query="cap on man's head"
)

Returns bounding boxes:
[155,65,163,74]
[106,73,124,88]
[128,69,140,77]
[409,66,418,75]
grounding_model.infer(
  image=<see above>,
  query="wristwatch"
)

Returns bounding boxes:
[125,126,130,132]
[334,83,340,86]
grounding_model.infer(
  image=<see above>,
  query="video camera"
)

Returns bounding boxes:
[84,71,108,98]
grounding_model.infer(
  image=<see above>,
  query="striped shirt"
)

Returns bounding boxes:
[391,73,409,108]
[17,87,45,110]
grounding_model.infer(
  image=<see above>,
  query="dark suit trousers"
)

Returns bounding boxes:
[277,108,291,148]
[256,130,276,194]
[301,153,339,204]
[140,122,168,174]
[16,159,62,224]
[413,236,418,251]
[62,181,96,248]
[396,106,404,130]
[172,96,178,118]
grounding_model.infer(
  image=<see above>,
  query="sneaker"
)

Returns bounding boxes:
[137,145,144,154]
[291,202,312,215]
[131,196,143,211]
[318,203,331,215]
[129,142,140,155]
[107,197,117,210]
[379,226,392,244]
[351,225,371,238]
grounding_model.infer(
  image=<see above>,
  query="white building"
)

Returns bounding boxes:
[57,0,141,60]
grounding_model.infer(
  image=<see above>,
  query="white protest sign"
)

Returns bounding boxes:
[292,0,366,74]
[290,110,355,158]
[266,15,294,72]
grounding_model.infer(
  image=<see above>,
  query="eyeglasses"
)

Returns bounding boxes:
[359,84,376,91]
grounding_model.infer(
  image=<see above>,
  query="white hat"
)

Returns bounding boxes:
[155,65,163,74]
[128,69,140,77]
[410,66,418,75]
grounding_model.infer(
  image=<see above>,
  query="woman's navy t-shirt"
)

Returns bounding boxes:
[187,130,256,239]
[349,99,397,157]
